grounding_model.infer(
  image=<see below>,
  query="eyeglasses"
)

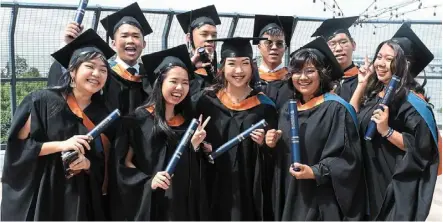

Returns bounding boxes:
[291,68,318,78]
[327,39,350,49]
[260,40,286,49]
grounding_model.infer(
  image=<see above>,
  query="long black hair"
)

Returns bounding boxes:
[205,58,259,94]
[50,51,111,102]
[139,66,192,141]
[286,48,334,102]
[363,40,428,109]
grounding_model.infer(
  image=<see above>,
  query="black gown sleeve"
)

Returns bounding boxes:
[376,111,438,221]
[310,104,365,220]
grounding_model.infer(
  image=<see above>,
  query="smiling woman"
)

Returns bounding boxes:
[1,29,115,220]
[270,37,366,221]
[192,37,278,220]
[113,44,210,221]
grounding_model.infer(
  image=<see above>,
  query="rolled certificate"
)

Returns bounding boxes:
[62,109,121,178]
[165,118,200,175]
[364,75,400,140]
[208,119,268,164]
[74,0,89,24]
[288,99,301,171]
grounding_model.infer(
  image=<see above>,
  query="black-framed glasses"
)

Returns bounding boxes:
[327,39,350,49]
[260,40,286,49]
[291,68,318,78]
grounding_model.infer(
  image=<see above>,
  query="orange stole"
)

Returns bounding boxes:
[296,95,325,111]
[66,94,110,194]
[216,91,264,111]
[111,63,142,82]
[195,68,208,76]
[145,106,185,127]
[343,66,359,78]
[259,67,288,81]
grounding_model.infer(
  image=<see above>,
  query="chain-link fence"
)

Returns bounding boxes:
[0,2,441,144]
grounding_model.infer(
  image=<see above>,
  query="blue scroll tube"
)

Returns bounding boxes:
[288,100,301,171]
[207,119,268,164]
[364,75,401,140]
[62,109,121,164]
[74,0,89,24]
[165,118,200,175]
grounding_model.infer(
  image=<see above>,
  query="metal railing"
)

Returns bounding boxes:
[0,2,441,144]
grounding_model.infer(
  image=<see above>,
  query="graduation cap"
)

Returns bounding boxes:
[252,14,295,45]
[51,29,115,69]
[100,2,153,39]
[207,37,266,61]
[176,5,221,34]
[290,37,343,81]
[391,23,434,77]
[141,44,194,86]
[311,16,359,40]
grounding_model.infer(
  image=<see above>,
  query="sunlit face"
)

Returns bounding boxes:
[189,24,217,54]
[291,62,320,99]
[374,43,395,84]
[327,33,356,70]
[162,66,190,106]
[224,57,253,89]
[71,57,108,95]
[112,24,146,66]
[258,34,286,66]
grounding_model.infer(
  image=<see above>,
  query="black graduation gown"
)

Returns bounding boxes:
[114,107,208,221]
[102,60,151,116]
[257,67,290,105]
[274,95,366,221]
[334,63,359,102]
[358,93,439,220]
[1,89,109,220]
[190,68,216,96]
[47,61,66,87]
[193,89,278,221]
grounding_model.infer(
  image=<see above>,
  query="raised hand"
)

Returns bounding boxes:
[191,115,211,151]
[64,22,84,44]
[358,55,375,85]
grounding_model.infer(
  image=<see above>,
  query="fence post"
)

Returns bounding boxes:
[227,14,239,37]
[8,3,19,116]
[162,11,174,50]
[91,7,101,31]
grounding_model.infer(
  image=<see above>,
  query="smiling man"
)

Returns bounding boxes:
[311,16,359,102]
[100,2,153,115]
[252,14,295,108]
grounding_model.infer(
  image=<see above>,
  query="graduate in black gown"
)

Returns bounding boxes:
[100,2,153,116]
[1,29,115,220]
[176,5,221,95]
[311,16,360,102]
[349,24,439,221]
[114,44,210,220]
[269,37,366,221]
[252,14,295,109]
[193,37,278,220]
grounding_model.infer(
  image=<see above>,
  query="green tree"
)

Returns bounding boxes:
[4,55,30,78]
[1,56,45,143]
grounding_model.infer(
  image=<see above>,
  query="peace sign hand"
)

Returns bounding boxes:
[191,115,211,151]
[358,55,375,86]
